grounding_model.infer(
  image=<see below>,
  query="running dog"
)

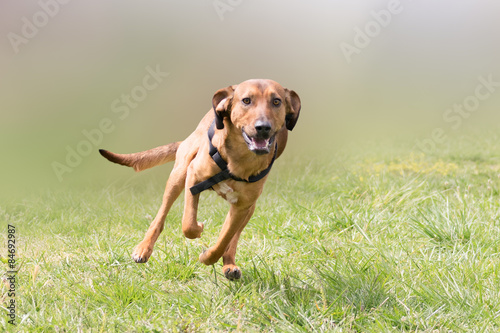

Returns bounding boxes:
[100,79,301,280]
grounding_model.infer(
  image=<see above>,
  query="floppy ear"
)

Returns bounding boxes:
[285,89,301,131]
[212,85,236,129]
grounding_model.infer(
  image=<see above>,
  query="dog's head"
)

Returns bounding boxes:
[212,79,301,155]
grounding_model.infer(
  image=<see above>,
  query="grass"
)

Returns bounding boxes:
[2,133,500,332]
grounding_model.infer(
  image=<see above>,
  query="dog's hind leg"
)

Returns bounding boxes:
[131,164,186,263]
[131,140,198,263]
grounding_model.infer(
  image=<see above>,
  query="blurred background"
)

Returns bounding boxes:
[1,0,499,198]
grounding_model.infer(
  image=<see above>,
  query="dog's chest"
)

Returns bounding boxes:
[213,182,239,204]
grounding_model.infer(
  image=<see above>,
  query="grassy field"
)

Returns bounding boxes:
[2,133,500,332]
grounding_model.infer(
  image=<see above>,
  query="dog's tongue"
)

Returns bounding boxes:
[252,138,268,149]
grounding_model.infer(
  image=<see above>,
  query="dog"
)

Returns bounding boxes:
[99,79,301,280]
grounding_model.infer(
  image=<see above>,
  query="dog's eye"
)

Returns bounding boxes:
[242,98,251,105]
[273,98,282,106]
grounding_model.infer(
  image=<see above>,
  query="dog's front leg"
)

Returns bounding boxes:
[182,165,204,239]
[221,204,255,280]
[199,203,255,267]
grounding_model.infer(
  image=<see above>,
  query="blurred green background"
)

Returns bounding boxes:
[1,0,499,198]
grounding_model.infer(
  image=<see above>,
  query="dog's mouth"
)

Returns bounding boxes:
[242,128,275,155]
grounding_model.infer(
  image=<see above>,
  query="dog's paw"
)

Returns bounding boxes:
[199,248,219,266]
[223,265,242,280]
[131,242,153,263]
[183,221,204,239]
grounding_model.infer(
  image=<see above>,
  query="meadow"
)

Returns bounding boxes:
[2,133,500,332]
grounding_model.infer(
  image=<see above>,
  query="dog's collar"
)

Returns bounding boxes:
[190,121,277,195]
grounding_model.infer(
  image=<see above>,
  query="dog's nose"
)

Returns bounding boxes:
[254,120,272,137]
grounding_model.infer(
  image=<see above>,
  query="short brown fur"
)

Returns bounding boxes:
[100,79,301,280]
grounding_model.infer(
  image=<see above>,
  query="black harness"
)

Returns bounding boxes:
[189,121,277,195]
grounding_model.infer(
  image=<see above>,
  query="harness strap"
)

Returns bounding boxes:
[189,121,277,195]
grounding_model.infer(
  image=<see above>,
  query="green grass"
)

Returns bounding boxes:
[2,133,500,332]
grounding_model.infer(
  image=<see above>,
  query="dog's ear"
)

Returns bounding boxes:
[212,85,236,130]
[285,89,301,131]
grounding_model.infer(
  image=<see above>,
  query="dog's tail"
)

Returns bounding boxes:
[99,141,181,172]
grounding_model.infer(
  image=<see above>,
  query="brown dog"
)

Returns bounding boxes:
[100,79,301,280]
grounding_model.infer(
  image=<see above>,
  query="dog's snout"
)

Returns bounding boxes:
[254,120,272,136]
